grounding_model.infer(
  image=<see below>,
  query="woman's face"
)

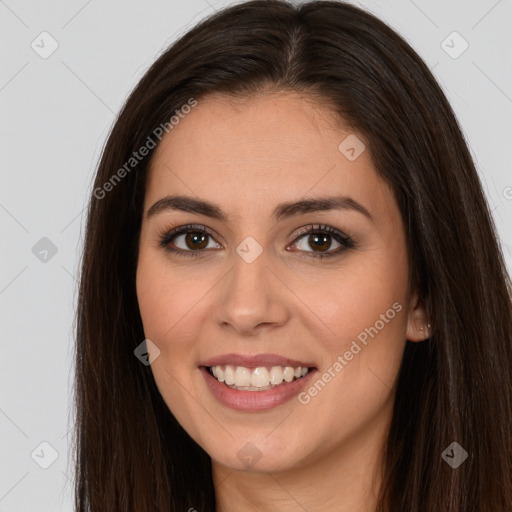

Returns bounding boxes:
[136,91,427,473]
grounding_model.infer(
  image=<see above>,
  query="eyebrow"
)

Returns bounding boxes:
[146,194,373,223]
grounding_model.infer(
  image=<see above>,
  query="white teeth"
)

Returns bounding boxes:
[224,365,235,385]
[269,366,284,385]
[209,364,310,390]
[283,367,295,382]
[251,367,270,387]
[234,366,252,387]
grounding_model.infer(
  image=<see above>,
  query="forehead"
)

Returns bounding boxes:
[145,91,395,223]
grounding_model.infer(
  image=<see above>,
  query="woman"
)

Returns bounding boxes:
[74,1,512,510]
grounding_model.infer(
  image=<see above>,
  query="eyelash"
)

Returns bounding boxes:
[157,223,355,260]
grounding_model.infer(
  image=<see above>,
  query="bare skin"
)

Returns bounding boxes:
[136,91,430,512]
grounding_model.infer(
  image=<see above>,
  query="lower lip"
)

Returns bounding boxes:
[200,366,317,412]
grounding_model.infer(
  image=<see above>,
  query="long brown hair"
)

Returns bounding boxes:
[73,1,512,510]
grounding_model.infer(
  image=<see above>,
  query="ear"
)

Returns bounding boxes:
[406,291,431,342]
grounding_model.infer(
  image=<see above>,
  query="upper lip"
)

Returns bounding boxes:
[200,353,316,368]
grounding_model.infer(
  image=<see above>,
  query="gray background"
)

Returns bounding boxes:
[1,0,511,510]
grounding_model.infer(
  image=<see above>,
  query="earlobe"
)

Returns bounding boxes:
[406,291,431,342]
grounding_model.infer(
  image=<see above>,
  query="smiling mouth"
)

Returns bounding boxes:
[205,364,313,391]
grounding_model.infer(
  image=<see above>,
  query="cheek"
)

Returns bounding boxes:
[296,294,406,449]
[135,249,212,409]
[136,253,204,425]
[136,262,171,342]
[290,254,408,348]
[136,249,204,344]
[294,250,409,410]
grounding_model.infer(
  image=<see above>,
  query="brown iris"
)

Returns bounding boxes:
[308,233,331,252]
[185,232,209,250]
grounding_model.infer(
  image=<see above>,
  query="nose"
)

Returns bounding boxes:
[212,248,290,337]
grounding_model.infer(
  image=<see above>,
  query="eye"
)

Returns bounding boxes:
[289,224,355,259]
[158,224,220,258]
